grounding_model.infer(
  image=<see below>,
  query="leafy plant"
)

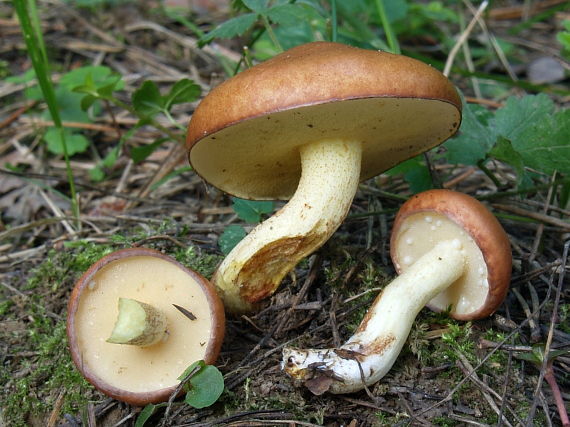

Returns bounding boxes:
[73,76,200,179]
[180,360,224,408]
[135,360,224,426]
[199,0,313,52]
[232,197,274,223]
[518,344,570,427]
[131,80,200,130]
[444,94,569,188]
[198,0,409,59]
[217,198,275,254]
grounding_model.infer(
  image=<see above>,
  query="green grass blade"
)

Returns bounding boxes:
[374,0,400,54]
[14,0,79,224]
[27,0,49,66]
[330,0,338,42]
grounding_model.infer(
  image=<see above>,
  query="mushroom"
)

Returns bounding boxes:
[282,189,511,394]
[187,41,462,314]
[67,248,225,406]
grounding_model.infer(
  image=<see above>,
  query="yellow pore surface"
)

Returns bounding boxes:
[74,256,212,392]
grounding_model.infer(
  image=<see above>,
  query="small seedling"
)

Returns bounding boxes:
[134,360,224,426]
[517,343,570,427]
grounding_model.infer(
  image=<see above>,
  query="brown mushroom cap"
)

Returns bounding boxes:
[67,248,225,406]
[390,189,511,321]
[187,41,462,200]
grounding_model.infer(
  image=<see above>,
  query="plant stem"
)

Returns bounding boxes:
[374,0,400,54]
[164,110,187,132]
[477,159,503,188]
[108,96,186,146]
[261,15,283,53]
[330,0,338,42]
[477,177,570,201]
[544,362,570,427]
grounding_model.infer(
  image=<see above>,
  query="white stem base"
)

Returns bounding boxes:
[213,139,362,314]
[283,239,466,394]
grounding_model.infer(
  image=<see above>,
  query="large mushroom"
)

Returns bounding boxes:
[67,248,225,406]
[282,189,512,394]
[187,42,462,314]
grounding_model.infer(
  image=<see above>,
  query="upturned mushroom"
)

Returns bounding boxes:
[187,42,462,314]
[67,248,225,406]
[283,189,511,394]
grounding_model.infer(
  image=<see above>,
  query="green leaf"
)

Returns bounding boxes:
[386,156,432,194]
[513,108,570,177]
[266,4,307,26]
[131,138,168,164]
[520,343,569,365]
[6,68,36,84]
[404,164,433,194]
[219,225,247,255]
[96,77,123,98]
[242,0,269,14]
[135,404,159,427]
[444,102,494,165]
[89,166,106,182]
[232,198,274,223]
[60,66,115,89]
[488,136,524,182]
[163,79,201,111]
[50,86,93,123]
[132,81,165,117]
[184,366,224,409]
[199,13,258,45]
[101,146,120,169]
[445,95,570,182]
[557,20,570,50]
[44,128,89,156]
[80,94,97,111]
[517,351,541,364]
[178,360,224,409]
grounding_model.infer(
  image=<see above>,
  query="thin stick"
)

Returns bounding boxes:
[443,0,489,77]
[525,241,570,426]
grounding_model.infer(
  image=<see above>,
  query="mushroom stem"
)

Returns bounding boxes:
[107,298,168,347]
[282,239,466,394]
[213,139,362,314]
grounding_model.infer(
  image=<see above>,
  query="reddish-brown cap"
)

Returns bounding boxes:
[187,42,462,200]
[67,248,225,406]
[390,189,511,321]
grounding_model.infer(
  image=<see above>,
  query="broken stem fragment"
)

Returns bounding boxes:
[107,298,168,347]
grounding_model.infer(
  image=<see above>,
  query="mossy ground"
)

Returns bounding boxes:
[2,224,564,426]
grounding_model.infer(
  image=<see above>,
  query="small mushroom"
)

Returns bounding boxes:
[67,248,225,406]
[187,42,462,314]
[283,189,511,394]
